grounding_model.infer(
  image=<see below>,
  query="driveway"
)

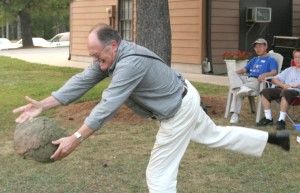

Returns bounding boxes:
[0,47,90,69]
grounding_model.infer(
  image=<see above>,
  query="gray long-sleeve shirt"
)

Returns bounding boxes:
[52,40,185,130]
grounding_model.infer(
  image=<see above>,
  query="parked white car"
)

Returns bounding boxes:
[48,32,70,47]
[0,38,16,50]
[15,37,50,48]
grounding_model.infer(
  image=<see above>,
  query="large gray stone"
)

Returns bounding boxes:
[14,116,67,163]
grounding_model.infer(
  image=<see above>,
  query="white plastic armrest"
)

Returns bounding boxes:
[260,76,276,90]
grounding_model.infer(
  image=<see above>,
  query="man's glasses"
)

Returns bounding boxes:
[90,42,111,62]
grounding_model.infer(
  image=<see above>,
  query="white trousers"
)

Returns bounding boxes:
[228,70,260,114]
[146,80,268,193]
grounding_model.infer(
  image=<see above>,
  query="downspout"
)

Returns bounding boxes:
[206,0,213,73]
[68,2,72,60]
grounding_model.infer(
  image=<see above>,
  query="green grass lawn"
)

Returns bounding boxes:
[1,56,300,193]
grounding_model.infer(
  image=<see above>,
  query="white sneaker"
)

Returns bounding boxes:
[237,86,253,97]
[230,113,239,124]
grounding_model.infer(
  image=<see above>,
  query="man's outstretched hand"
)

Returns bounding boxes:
[12,96,43,123]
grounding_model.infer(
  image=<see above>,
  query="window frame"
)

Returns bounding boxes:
[118,0,133,41]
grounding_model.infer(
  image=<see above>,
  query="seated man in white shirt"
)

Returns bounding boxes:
[257,48,300,130]
[228,38,278,124]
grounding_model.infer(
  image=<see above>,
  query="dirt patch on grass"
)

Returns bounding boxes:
[51,95,227,127]
[201,95,226,117]
[2,95,226,157]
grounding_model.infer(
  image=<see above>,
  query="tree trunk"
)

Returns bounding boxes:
[17,16,21,39]
[18,9,33,47]
[6,20,9,39]
[136,0,171,66]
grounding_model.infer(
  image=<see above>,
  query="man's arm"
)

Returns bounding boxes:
[272,77,300,89]
[291,83,300,88]
[272,78,290,89]
[258,69,277,82]
[236,68,247,74]
[52,63,106,105]
[258,57,279,82]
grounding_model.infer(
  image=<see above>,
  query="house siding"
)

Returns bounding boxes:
[169,0,204,66]
[293,0,300,37]
[70,0,118,62]
[210,0,239,74]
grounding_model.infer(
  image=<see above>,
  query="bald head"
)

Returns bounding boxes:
[89,23,121,46]
[87,23,121,70]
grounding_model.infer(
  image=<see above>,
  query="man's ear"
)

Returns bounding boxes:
[111,40,119,52]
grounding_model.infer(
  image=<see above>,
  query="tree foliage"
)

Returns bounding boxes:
[0,0,72,46]
[136,0,172,66]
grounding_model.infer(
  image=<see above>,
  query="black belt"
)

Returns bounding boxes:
[151,85,187,120]
[248,76,258,78]
[182,86,188,98]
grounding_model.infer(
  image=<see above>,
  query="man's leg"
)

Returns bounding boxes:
[243,77,260,91]
[191,107,268,157]
[256,88,280,126]
[229,92,243,123]
[277,97,288,129]
[276,89,299,130]
[257,94,273,125]
[227,70,246,89]
[191,102,290,155]
[279,89,299,113]
[228,70,248,123]
[279,97,289,113]
[261,94,272,110]
[189,83,288,156]
[146,80,200,193]
[230,93,244,114]
[146,81,290,193]
[236,77,259,96]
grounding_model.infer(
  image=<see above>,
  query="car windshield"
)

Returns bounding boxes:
[51,33,70,42]
[51,35,62,42]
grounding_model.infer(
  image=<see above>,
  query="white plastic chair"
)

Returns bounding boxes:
[224,51,284,123]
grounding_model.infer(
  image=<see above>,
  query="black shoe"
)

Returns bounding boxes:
[276,131,290,151]
[256,117,273,126]
[276,120,286,130]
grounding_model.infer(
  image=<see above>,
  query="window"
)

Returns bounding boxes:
[119,0,133,41]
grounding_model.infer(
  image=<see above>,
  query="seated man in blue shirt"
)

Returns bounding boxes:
[228,38,278,124]
[257,48,300,129]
